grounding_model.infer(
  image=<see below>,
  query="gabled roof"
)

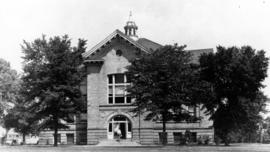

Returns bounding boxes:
[82,29,150,58]
[136,38,162,53]
[186,48,214,63]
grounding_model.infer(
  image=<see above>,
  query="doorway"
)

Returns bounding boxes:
[108,115,132,140]
[119,123,126,139]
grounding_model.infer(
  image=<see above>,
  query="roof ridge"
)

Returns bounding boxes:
[186,48,213,51]
[83,29,149,58]
[137,38,162,47]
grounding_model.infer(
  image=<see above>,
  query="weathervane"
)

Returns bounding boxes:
[128,11,132,21]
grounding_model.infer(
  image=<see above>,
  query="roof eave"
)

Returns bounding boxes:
[83,29,150,59]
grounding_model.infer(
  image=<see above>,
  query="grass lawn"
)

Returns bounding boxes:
[0,143,270,152]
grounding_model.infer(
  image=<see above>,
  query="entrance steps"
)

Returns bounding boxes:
[96,139,141,147]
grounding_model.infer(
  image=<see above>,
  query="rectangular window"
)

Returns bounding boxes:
[66,134,74,144]
[126,74,131,83]
[128,123,131,132]
[115,86,125,95]
[107,74,131,104]
[188,106,194,116]
[115,74,124,83]
[108,86,113,95]
[115,97,125,103]
[126,96,131,103]
[159,132,168,144]
[188,105,197,117]
[173,132,183,144]
[109,123,112,132]
[108,97,113,104]
[108,75,113,84]
[66,114,75,123]
[190,132,197,142]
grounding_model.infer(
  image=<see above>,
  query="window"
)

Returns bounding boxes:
[107,74,131,104]
[66,114,75,123]
[109,123,112,132]
[188,106,197,117]
[128,122,131,132]
[190,132,197,142]
[159,132,168,144]
[66,134,74,144]
[116,49,123,56]
[173,132,183,144]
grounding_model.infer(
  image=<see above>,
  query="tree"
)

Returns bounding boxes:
[127,44,209,144]
[0,58,20,119]
[3,102,38,144]
[21,35,86,146]
[264,116,270,142]
[199,46,269,145]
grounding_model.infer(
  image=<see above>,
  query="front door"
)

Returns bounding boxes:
[120,123,126,139]
[107,115,132,140]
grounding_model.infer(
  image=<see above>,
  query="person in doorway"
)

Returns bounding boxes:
[114,123,122,142]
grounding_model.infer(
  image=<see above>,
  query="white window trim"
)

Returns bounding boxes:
[107,74,131,104]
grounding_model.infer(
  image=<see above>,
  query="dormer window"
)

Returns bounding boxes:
[108,74,131,104]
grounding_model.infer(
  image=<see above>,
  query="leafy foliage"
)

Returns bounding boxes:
[127,45,209,143]
[0,58,20,118]
[3,102,38,143]
[199,46,269,145]
[21,35,86,146]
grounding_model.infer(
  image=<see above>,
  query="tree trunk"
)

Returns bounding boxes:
[53,116,58,147]
[224,140,230,146]
[214,129,219,145]
[22,133,26,145]
[224,136,230,146]
[161,112,167,145]
[162,117,166,133]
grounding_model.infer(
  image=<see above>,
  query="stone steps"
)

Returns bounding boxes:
[96,139,141,147]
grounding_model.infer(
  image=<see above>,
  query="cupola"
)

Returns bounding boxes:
[124,12,138,40]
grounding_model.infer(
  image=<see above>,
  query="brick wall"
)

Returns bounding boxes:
[86,38,214,145]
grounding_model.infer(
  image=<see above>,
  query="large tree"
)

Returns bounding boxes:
[127,45,209,144]
[0,58,20,119]
[199,46,268,145]
[21,35,86,146]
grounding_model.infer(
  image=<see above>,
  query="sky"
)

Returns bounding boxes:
[0,0,270,115]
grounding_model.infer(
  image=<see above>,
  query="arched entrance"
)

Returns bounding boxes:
[107,115,132,140]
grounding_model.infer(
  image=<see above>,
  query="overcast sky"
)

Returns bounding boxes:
[1,0,270,114]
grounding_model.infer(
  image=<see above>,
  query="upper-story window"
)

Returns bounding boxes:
[116,49,123,56]
[188,105,197,117]
[108,74,131,104]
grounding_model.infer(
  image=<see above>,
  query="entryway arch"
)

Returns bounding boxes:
[107,115,132,140]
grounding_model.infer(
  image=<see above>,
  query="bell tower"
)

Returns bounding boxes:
[124,12,138,40]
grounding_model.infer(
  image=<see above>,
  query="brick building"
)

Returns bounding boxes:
[39,19,214,145]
